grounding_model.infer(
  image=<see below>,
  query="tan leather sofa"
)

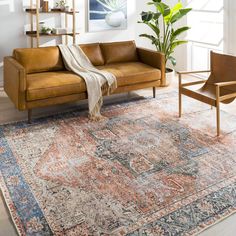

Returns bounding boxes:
[4,41,165,122]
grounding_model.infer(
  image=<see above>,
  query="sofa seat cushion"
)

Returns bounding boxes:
[26,71,86,101]
[97,62,161,87]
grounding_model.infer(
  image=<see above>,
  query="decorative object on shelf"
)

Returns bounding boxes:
[40,0,44,7]
[52,28,68,34]
[41,26,52,34]
[65,5,70,12]
[138,0,192,85]
[25,0,78,47]
[39,21,46,32]
[55,0,66,11]
[88,0,127,32]
[42,0,49,12]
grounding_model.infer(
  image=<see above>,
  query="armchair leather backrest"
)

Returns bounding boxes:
[13,47,65,74]
[207,51,236,92]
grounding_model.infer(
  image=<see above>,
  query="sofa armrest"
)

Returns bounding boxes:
[137,47,166,86]
[4,56,27,110]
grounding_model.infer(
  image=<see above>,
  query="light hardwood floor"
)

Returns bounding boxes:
[0,79,236,236]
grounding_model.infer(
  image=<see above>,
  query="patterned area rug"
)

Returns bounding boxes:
[0,92,236,236]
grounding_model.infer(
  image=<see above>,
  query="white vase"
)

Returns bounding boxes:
[165,68,175,86]
[105,11,125,27]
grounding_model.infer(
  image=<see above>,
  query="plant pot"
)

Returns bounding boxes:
[65,6,70,12]
[165,68,175,86]
[105,11,125,27]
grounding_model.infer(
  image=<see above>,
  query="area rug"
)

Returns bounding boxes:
[0,92,236,236]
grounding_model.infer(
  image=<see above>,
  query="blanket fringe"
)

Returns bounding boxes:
[89,81,117,121]
[102,81,117,96]
[89,96,104,121]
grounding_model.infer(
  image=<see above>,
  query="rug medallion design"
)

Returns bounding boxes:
[0,92,236,235]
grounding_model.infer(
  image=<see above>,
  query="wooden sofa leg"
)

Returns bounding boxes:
[127,91,131,100]
[28,109,32,124]
[153,87,156,98]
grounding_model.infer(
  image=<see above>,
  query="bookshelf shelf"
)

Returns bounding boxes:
[27,0,78,47]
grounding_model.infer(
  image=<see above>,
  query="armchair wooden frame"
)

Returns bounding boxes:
[178,70,236,136]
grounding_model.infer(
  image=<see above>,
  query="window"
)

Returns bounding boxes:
[186,0,224,71]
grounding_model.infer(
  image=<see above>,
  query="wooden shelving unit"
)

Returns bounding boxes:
[26,0,79,47]
[26,31,79,37]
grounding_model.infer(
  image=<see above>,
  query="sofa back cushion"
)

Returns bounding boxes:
[100,41,139,64]
[80,43,105,66]
[13,47,64,74]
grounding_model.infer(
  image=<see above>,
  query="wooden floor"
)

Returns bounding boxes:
[0,79,236,235]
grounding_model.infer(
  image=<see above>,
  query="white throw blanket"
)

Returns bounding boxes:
[58,44,117,120]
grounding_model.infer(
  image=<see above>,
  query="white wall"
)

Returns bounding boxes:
[224,0,236,56]
[136,0,155,50]
[0,0,26,86]
[0,0,136,86]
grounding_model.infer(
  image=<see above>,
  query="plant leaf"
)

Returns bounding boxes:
[141,11,153,22]
[154,2,171,17]
[139,34,156,44]
[147,0,161,5]
[171,40,188,51]
[141,22,160,37]
[153,12,161,20]
[171,26,191,41]
[164,2,183,23]
[168,56,177,66]
[170,8,192,24]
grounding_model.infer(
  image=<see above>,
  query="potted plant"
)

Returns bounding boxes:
[41,26,52,35]
[138,0,192,85]
[55,0,66,11]
[90,0,127,27]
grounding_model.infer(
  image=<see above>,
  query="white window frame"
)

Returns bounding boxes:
[186,0,225,71]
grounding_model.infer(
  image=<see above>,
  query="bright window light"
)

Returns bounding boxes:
[186,0,224,71]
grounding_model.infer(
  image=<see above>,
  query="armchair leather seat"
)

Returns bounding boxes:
[98,62,161,87]
[27,71,86,101]
[182,84,235,107]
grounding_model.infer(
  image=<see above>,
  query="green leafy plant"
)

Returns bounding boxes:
[139,0,192,66]
[41,26,52,34]
[56,0,66,8]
